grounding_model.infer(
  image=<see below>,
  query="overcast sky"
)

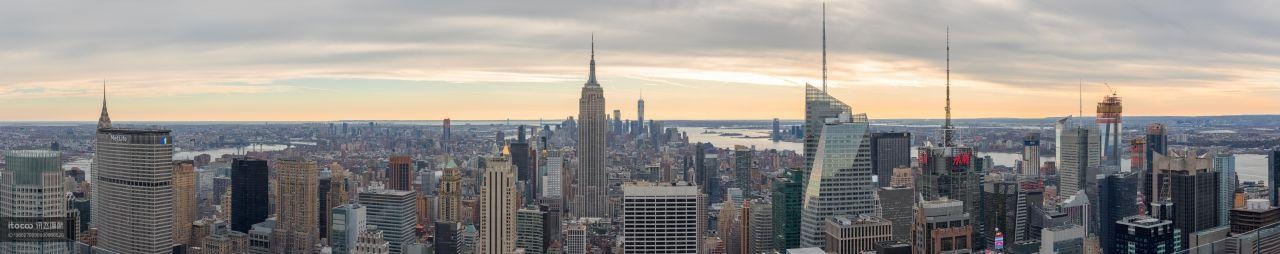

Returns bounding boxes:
[2,0,1278,121]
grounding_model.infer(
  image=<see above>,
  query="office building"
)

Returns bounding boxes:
[772,118,782,141]
[823,215,892,254]
[772,169,804,251]
[1154,153,1220,247]
[918,146,983,248]
[248,217,276,254]
[734,145,753,196]
[803,84,852,182]
[1039,225,1085,254]
[636,93,646,135]
[575,40,609,218]
[695,143,721,204]
[479,156,517,254]
[92,102,176,254]
[1021,133,1042,177]
[880,186,916,243]
[1,150,70,254]
[1058,126,1100,196]
[359,187,418,253]
[512,126,536,201]
[1113,216,1181,254]
[541,152,563,199]
[1230,199,1280,234]
[800,112,876,247]
[984,176,1022,249]
[912,198,973,254]
[516,209,545,254]
[232,158,270,233]
[332,204,369,254]
[564,223,587,254]
[620,181,702,254]
[1099,172,1140,254]
[871,132,912,187]
[173,160,197,247]
[749,201,774,254]
[439,164,462,223]
[1143,124,1169,209]
[274,158,320,253]
[1097,93,1123,168]
[388,156,413,191]
[1055,116,1070,166]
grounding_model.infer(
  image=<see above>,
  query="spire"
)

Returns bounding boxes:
[586,34,598,86]
[639,88,643,101]
[97,79,112,130]
[821,2,828,92]
[942,27,954,147]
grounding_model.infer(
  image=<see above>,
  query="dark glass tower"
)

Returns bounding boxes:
[1099,172,1139,254]
[231,158,269,233]
[511,125,535,200]
[870,132,912,187]
[771,169,804,251]
[1269,148,1280,207]
[1143,123,1168,208]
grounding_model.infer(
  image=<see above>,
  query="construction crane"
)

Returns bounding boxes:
[1102,82,1117,95]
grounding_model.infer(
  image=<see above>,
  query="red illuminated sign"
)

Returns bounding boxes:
[952,152,972,167]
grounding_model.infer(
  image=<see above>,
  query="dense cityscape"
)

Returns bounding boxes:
[4,2,1280,254]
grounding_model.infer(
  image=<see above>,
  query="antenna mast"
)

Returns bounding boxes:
[821,2,828,92]
[942,27,954,147]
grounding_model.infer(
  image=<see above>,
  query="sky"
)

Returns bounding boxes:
[2,0,1279,121]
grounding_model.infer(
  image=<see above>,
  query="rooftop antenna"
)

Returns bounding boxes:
[822,2,828,92]
[942,26,954,147]
[1078,79,1083,126]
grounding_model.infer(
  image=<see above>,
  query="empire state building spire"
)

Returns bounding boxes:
[97,80,112,130]
[586,34,598,86]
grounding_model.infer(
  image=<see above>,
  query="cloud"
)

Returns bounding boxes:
[0,0,1277,119]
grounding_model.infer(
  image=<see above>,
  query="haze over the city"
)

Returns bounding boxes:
[3,0,1278,121]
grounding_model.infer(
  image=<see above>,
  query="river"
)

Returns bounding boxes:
[63,144,290,182]
[683,127,1271,183]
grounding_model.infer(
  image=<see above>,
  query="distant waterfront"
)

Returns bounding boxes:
[683,127,1269,183]
[63,144,290,182]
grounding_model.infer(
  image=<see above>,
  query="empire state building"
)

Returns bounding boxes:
[574,39,609,218]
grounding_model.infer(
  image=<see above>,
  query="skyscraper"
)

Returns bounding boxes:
[620,181,702,253]
[748,201,774,254]
[1269,148,1280,207]
[273,158,319,254]
[1099,172,1139,254]
[232,158,270,233]
[388,156,413,191]
[575,38,609,218]
[331,204,368,254]
[823,215,893,254]
[1021,133,1041,178]
[358,187,417,254]
[1054,116,1071,166]
[800,112,876,247]
[772,118,782,141]
[871,132,912,187]
[1097,93,1123,168]
[439,163,463,223]
[636,92,645,135]
[1058,126,1100,196]
[1154,153,1219,249]
[772,169,804,251]
[1143,123,1169,208]
[512,126,536,201]
[1,150,69,254]
[1213,153,1237,228]
[92,93,176,254]
[516,208,546,254]
[912,199,973,254]
[878,186,916,243]
[733,145,753,196]
[173,160,198,247]
[479,156,517,254]
[541,151,564,200]
[803,6,849,181]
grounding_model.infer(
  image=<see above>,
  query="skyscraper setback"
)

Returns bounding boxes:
[387,156,413,191]
[575,39,609,218]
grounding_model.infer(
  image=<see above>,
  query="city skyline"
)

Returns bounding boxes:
[3,1,1279,121]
